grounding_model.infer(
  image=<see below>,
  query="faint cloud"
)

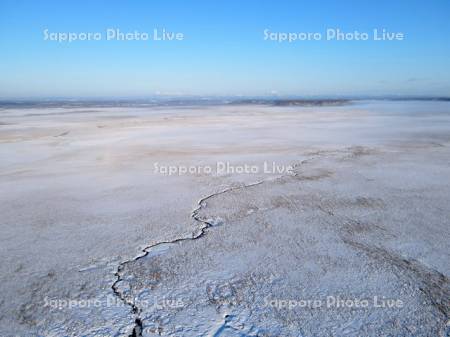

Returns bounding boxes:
[406,77,427,83]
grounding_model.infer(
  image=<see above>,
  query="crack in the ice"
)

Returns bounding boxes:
[111,180,266,336]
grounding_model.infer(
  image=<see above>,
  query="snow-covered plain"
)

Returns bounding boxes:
[0,101,449,336]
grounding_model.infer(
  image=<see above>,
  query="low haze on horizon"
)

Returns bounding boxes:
[1,0,450,98]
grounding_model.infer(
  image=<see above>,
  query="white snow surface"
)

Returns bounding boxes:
[0,101,449,336]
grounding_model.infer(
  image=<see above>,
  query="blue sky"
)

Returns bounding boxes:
[1,0,449,98]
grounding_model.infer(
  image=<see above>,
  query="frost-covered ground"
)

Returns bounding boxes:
[0,101,449,336]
